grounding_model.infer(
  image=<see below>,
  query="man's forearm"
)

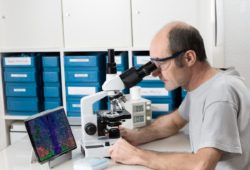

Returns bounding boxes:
[133,146,223,170]
[135,149,213,170]
[136,111,185,144]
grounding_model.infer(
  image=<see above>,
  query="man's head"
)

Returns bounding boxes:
[150,21,208,90]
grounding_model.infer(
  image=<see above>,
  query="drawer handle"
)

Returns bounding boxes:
[13,88,26,92]
[69,59,89,63]
[11,74,28,78]
[72,104,80,108]
[74,74,88,78]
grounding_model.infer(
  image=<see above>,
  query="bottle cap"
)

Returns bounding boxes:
[130,86,141,100]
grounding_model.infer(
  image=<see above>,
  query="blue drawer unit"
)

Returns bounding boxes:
[64,53,106,118]
[44,98,61,110]
[42,56,59,67]
[67,97,102,117]
[43,71,60,82]
[7,97,40,113]
[2,54,43,115]
[137,82,173,99]
[64,55,101,67]
[42,55,62,112]
[3,56,36,68]
[44,84,61,98]
[4,70,36,82]
[65,70,101,82]
[5,83,38,97]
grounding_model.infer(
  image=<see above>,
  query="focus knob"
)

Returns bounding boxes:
[84,123,97,135]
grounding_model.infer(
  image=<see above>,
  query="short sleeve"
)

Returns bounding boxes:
[178,94,190,121]
[198,101,242,154]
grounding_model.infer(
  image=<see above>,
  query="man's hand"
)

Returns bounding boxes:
[108,138,142,165]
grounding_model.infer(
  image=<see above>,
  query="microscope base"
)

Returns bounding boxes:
[81,138,117,158]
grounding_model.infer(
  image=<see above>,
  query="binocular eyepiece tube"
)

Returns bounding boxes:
[119,61,157,89]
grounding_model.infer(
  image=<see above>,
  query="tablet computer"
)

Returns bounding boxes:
[24,106,77,163]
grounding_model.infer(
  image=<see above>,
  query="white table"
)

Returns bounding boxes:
[0,132,190,170]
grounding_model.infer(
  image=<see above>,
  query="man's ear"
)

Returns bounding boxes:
[184,50,196,66]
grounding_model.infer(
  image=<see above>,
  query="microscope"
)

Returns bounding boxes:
[80,49,157,158]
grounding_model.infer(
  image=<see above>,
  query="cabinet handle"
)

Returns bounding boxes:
[65,13,71,17]
[1,16,6,19]
[136,10,141,15]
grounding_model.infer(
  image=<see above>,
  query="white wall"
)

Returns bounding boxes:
[224,0,250,87]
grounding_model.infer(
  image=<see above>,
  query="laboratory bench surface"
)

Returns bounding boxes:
[0,131,190,170]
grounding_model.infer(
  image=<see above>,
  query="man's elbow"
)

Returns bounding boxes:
[194,160,216,170]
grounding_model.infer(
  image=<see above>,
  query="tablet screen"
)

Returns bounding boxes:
[25,107,77,163]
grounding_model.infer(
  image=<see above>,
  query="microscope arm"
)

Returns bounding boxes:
[80,91,108,117]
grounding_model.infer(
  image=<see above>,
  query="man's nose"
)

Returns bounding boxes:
[151,68,161,77]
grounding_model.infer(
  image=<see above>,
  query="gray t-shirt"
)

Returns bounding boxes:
[178,67,250,170]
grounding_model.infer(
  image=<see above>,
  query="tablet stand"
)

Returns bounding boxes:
[31,151,72,168]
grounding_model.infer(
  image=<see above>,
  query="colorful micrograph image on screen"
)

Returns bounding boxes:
[25,108,76,163]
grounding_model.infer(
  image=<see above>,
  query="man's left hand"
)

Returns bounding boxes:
[108,138,142,165]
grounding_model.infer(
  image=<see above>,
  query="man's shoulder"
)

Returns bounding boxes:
[211,70,245,92]
[205,71,246,104]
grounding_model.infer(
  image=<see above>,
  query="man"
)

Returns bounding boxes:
[108,21,250,170]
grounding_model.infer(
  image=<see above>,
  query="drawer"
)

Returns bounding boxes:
[65,70,101,82]
[142,75,161,83]
[43,71,60,82]
[138,83,173,99]
[5,83,38,97]
[3,56,36,68]
[116,67,127,75]
[133,55,150,67]
[44,85,61,97]
[151,102,173,112]
[44,98,61,110]
[64,55,101,67]
[67,97,102,115]
[106,53,128,68]
[7,97,40,112]
[67,112,81,117]
[4,71,36,82]
[66,83,100,97]
[42,56,59,67]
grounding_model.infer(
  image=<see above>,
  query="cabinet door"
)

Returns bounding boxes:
[0,0,63,50]
[63,0,132,48]
[132,0,200,48]
[0,0,4,49]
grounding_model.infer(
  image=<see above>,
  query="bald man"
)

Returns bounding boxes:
[109,22,250,170]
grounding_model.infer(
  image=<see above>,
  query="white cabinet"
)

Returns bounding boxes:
[62,0,132,48]
[0,0,4,49]
[131,0,200,48]
[0,0,63,50]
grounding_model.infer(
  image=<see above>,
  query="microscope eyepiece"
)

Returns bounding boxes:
[137,61,157,77]
[119,61,157,89]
